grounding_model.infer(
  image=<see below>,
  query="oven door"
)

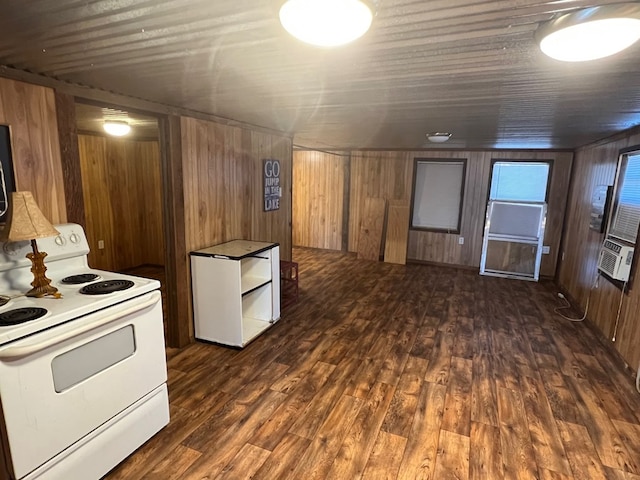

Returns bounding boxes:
[0,290,166,480]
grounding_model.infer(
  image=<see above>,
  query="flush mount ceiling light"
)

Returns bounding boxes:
[103,120,131,136]
[536,3,640,62]
[279,0,374,47]
[427,132,452,143]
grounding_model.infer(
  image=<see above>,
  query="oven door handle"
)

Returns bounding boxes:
[0,291,161,361]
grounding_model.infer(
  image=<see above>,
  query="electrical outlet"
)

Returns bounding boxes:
[458,236,464,245]
[542,245,550,254]
[98,240,105,250]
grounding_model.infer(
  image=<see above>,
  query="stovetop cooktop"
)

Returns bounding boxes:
[0,268,159,346]
[0,224,161,346]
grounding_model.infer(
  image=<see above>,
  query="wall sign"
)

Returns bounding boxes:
[263,158,281,212]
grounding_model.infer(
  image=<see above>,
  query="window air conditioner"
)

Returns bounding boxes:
[597,238,634,281]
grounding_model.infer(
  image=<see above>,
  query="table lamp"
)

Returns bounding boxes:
[1,191,61,298]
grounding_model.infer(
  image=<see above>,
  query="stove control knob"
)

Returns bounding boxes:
[69,233,81,244]
[55,235,66,246]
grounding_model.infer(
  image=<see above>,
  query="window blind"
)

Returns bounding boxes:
[610,153,640,244]
[412,161,464,231]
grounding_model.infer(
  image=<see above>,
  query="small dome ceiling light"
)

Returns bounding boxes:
[536,3,640,62]
[279,0,374,47]
[103,120,131,136]
[427,132,452,143]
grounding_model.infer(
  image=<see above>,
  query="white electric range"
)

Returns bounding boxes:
[0,223,169,480]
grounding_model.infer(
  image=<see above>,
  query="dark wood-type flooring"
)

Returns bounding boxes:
[105,247,640,479]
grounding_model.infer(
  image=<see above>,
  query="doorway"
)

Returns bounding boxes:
[74,101,169,336]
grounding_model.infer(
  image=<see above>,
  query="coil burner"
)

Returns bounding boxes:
[61,273,100,285]
[0,307,48,326]
[79,280,135,295]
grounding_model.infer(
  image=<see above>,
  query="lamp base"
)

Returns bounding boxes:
[26,240,61,299]
[25,283,61,299]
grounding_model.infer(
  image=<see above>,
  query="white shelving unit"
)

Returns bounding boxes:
[190,240,280,347]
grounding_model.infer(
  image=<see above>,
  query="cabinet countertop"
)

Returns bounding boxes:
[190,240,279,260]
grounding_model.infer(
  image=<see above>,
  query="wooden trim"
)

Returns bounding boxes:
[342,147,575,153]
[160,115,191,348]
[341,153,351,252]
[286,146,294,260]
[55,91,85,226]
[406,258,477,271]
[577,124,640,150]
[620,144,640,155]
[0,66,292,140]
[555,155,578,280]
[294,147,576,154]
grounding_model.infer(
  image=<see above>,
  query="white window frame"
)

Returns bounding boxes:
[609,149,640,245]
[489,160,552,203]
[410,159,466,233]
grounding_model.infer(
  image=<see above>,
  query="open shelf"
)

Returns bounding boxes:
[241,276,271,296]
[241,316,272,345]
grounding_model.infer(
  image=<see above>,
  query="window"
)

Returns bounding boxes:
[411,159,466,232]
[610,151,640,244]
[489,161,551,202]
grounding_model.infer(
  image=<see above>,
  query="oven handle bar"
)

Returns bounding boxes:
[0,291,161,361]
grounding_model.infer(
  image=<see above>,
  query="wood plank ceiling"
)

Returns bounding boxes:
[1,0,639,150]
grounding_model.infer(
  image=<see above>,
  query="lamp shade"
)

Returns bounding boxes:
[536,3,640,62]
[279,0,374,47]
[1,191,59,242]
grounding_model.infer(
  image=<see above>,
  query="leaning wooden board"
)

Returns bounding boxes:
[384,204,410,265]
[357,198,387,261]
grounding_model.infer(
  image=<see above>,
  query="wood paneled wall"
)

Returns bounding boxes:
[0,77,66,223]
[558,127,640,370]
[78,134,164,271]
[299,150,572,276]
[293,150,346,250]
[181,117,292,259]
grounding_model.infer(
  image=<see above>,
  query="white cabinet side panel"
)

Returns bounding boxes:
[191,256,242,346]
